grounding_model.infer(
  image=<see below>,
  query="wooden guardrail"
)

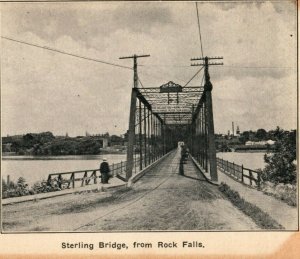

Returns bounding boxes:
[47,160,128,189]
[45,151,171,190]
[46,156,145,189]
[216,157,261,189]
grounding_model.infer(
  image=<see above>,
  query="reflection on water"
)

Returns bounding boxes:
[1,154,127,185]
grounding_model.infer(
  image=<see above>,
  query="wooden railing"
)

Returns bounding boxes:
[47,159,134,189]
[216,157,261,189]
[46,153,163,189]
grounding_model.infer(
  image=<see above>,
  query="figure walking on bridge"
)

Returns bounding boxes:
[100,158,111,184]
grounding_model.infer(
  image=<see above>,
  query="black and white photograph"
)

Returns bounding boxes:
[1,0,298,242]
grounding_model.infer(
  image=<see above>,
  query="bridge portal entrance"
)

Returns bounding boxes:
[122,55,222,182]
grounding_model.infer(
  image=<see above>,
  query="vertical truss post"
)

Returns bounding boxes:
[204,101,208,172]
[163,117,166,155]
[139,99,143,170]
[201,104,204,168]
[126,88,137,179]
[120,54,150,180]
[150,112,153,163]
[148,109,150,165]
[144,105,147,167]
[191,105,195,156]
[197,116,200,163]
[204,57,218,181]
[154,117,157,160]
[191,56,222,181]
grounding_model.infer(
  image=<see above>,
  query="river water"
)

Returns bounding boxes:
[217,152,266,170]
[2,154,127,186]
[2,152,267,186]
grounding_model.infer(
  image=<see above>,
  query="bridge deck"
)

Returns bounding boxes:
[3,148,259,231]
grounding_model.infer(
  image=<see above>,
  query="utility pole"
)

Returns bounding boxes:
[191,56,223,182]
[120,54,150,180]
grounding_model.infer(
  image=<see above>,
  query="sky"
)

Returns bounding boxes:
[1,1,297,136]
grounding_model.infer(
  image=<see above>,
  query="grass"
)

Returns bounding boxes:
[218,182,284,230]
[260,182,297,207]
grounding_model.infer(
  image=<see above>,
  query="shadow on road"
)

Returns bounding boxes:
[181,174,207,182]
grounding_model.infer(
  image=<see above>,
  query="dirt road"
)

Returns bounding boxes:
[2,150,259,231]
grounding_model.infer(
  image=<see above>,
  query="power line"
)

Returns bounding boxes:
[200,72,205,87]
[195,2,204,58]
[183,66,204,87]
[139,64,191,68]
[138,69,187,84]
[138,76,145,88]
[1,36,132,70]
[222,65,292,69]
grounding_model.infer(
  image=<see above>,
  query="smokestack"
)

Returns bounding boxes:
[232,122,234,136]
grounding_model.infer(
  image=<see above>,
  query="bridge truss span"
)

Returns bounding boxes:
[124,55,222,182]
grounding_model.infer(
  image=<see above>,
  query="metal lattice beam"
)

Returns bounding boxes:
[134,83,205,125]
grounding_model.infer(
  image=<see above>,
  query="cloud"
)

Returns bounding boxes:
[213,75,297,133]
[113,3,174,33]
[1,2,174,51]
[1,1,297,136]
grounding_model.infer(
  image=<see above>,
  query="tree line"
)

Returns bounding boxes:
[2,132,125,156]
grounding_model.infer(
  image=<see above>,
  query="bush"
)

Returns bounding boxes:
[261,128,296,185]
[2,177,62,199]
[32,179,61,193]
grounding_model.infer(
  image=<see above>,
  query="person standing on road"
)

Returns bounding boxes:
[100,158,111,184]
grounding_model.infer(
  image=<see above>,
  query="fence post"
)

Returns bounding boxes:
[58,174,62,189]
[47,175,51,186]
[72,173,75,188]
[257,171,261,190]
[233,162,235,178]
[241,165,244,183]
[121,161,123,174]
[81,172,86,187]
[227,160,229,173]
[94,171,97,184]
[249,170,253,186]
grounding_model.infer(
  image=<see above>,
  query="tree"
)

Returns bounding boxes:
[255,128,267,140]
[17,177,26,186]
[241,131,250,141]
[261,127,296,184]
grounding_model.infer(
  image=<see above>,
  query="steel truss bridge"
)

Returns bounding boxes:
[124,55,223,181]
[45,55,223,188]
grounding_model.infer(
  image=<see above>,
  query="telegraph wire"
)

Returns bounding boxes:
[138,76,145,88]
[140,64,291,69]
[222,65,292,69]
[195,2,204,59]
[138,69,187,84]
[183,66,204,87]
[1,36,132,70]
[200,72,205,87]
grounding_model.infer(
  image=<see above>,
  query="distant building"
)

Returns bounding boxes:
[236,126,240,136]
[266,140,275,145]
[245,140,275,146]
